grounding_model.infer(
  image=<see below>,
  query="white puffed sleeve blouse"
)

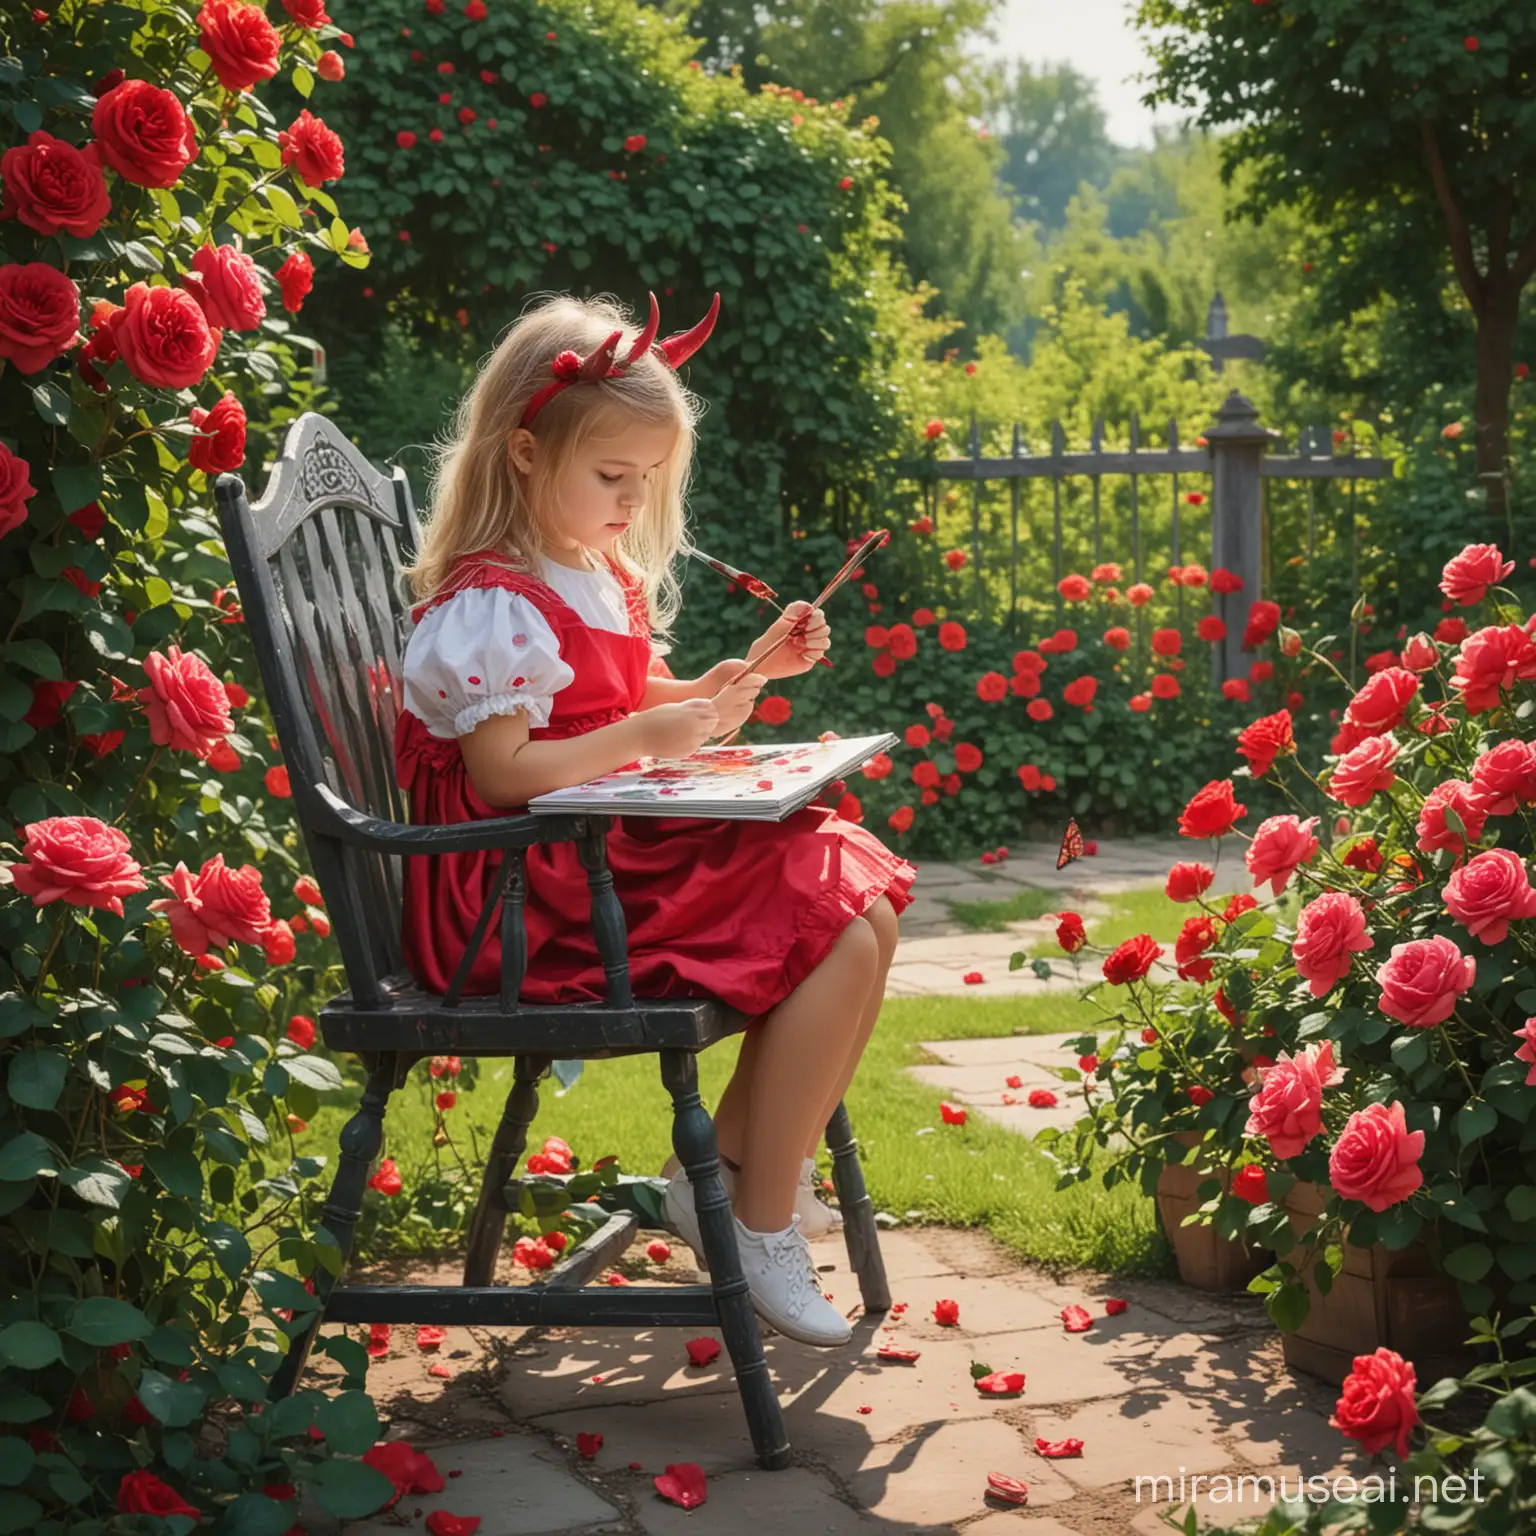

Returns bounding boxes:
[402,587,575,738]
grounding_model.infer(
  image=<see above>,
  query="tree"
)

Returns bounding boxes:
[989,62,1125,230]
[1137,0,1536,520]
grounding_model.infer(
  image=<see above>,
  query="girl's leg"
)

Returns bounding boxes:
[730,914,880,1233]
[709,1024,760,1169]
[803,894,899,1158]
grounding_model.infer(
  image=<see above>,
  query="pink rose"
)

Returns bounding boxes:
[1328,735,1398,807]
[1471,740,1536,815]
[1452,624,1536,713]
[1331,1349,1419,1458]
[1293,891,1373,998]
[1164,861,1214,903]
[1244,1040,1345,1159]
[1514,1019,1536,1085]
[1443,848,1536,945]
[138,645,234,757]
[8,816,147,918]
[1344,667,1419,736]
[0,441,37,538]
[1400,633,1438,672]
[1415,779,1486,860]
[150,853,272,956]
[0,260,80,375]
[1245,814,1319,896]
[1328,1101,1424,1212]
[1440,542,1514,607]
[1376,935,1475,1027]
[180,242,266,331]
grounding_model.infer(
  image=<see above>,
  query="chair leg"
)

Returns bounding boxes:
[463,1054,547,1287]
[660,1048,790,1472]
[269,1055,400,1399]
[826,1099,891,1315]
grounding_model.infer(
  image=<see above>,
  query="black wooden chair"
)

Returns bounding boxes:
[214,413,891,1470]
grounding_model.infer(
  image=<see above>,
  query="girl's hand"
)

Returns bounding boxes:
[747,601,830,679]
[642,698,719,759]
[710,670,767,738]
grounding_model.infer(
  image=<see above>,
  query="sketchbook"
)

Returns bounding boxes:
[528,733,898,821]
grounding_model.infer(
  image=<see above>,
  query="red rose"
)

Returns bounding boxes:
[0,442,37,538]
[0,261,80,374]
[0,131,111,237]
[1435,615,1469,645]
[938,621,966,651]
[861,752,892,780]
[976,670,1007,702]
[262,918,297,965]
[279,110,345,185]
[1165,861,1213,903]
[180,242,265,331]
[887,805,914,833]
[283,0,331,25]
[1187,1085,1214,1107]
[623,131,647,152]
[756,694,791,726]
[151,853,272,955]
[316,49,345,81]
[1236,709,1293,776]
[287,1014,316,1048]
[275,249,314,313]
[1231,1164,1268,1205]
[1330,1348,1418,1459]
[1026,698,1053,722]
[117,1471,201,1521]
[1178,779,1246,839]
[1196,615,1225,642]
[1344,666,1418,736]
[1243,599,1281,648]
[1057,573,1092,602]
[266,764,292,798]
[1222,678,1251,702]
[1105,625,1130,650]
[368,1157,403,1196]
[944,548,966,570]
[9,816,146,917]
[198,0,281,93]
[188,391,247,474]
[1440,542,1514,607]
[1151,673,1179,700]
[886,623,917,659]
[139,644,234,756]
[116,282,220,388]
[1151,627,1181,657]
[954,742,982,772]
[1174,915,1218,982]
[1102,933,1163,985]
[92,79,198,188]
[26,677,78,728]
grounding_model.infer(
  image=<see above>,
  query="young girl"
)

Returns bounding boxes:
[396,292,915,1348]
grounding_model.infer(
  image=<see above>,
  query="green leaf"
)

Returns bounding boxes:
[0,1493,42,1536]
[0,1382,51,1423]
[146,1146,204,1200]
[1456,1099,1499,1147]
[202,1220,252,1281]
[311,1460,395,1519]
[216,1493,293,1536]
[313,1390,380,1456]
[264,184,302,228]
[1444,1243,1495,1282]
[283,1054,343,1092]
[59,1156,131,1210]
[67,1297,153,1346]
[293,64,314,99]
[1267,1281,1310,1331]
[7,1048,67,1111]
[31,381,70,426]
[0,1132,59,1180]
[122,239,160,271]
[1508,1185,1536,1222]
[0,1440,33,1487]
[1,640,62,681]
[136,1368,206,1427]
[51,463,102,514]
[0,1322,63,1371]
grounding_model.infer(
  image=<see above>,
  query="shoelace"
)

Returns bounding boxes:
[762,1219,821,1322]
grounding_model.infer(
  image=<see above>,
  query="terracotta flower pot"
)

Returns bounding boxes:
[1278,1181,1471,1387]
[1155,1140,1268,1292]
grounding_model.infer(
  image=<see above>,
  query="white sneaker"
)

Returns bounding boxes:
[797,1157,844,1239]
[661,1165,737,1272]
[734,1215,852,1348]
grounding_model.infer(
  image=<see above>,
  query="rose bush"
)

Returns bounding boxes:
[1042,541,1536,1345]
[0,3,405,1526]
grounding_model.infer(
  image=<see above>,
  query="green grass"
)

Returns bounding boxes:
[308,991,1168,1278]
[1019,883,1193,958]
[946,885,1065,932]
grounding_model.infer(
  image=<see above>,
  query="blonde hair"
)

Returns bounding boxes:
[406,291,704,639]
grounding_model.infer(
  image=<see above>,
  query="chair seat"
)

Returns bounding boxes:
[318,976,749,1057]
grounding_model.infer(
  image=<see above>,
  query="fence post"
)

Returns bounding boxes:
[1206,390,1279,687]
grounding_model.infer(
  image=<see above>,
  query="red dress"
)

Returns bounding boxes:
[395,551,916,1010]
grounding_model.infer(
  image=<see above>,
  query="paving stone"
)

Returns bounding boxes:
[530,1392,764,1475]
[905,1063,1089,1137]
[951,1326,1142,1408]
[633,1465,877,1535]
[1024,1396,1234,1490]
[344,1433,620,1535]
[850,1417,1080,1524]
[968,1515,1087,1536]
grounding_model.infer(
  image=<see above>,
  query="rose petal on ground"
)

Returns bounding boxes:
[425,1514,481,1536]
[1006,1074,1023,1089]
[975,1371,1026,1396]
[986,1472,1030,1505]
[428,1363,454,1379]
[1104,1298,1129,1316]
[367,1322,391,1357]
[416,1325,446,1351]
[654,1462,707,1510]
[933,1298,960,1325]
[646,1239,672,1263]
[1061,1305,1093,1333]
[576,1432,603,1460]
[940,1100,968,1125]
[685,1337,722,1367]
[1036,1437,1084,1459]
[877,1345,921,1363]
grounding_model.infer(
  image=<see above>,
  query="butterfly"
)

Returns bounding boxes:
[1056,818,1085,870]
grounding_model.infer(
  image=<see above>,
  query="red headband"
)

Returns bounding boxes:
[519,291,721,429]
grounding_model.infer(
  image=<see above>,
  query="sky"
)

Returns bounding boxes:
[970,0,1185,148]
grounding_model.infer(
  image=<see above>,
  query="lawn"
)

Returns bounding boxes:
[306,989,1168,1280]
[947,879,1201,956]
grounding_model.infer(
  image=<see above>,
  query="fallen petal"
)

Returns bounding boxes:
[654,1462,708,1510]
[856,1404,873,1414]
[576,1432,603,1460]
[685,1337,722,1368]
[428,1363,454,1379]
[367,1322,391,1358]
[933,1298,960,1326]
[425,1514,482,1536]
[1061,1305,1093,1333]
[986,1471,1030,1505]
[1005,1075,1023,1089]
[975,1371,1026,1396]
[877,1345,921,1363]
[416,1325,446,1351]
[1105,1298,1129,1316]
[939,1101,968,1126]
[1036,1437,1084,1459]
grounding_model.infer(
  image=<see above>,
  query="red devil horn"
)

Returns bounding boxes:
[578,329,624,382]
[622,293,661,368]
[659,292,721,370]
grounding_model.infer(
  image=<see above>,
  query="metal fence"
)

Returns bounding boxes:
[892,390,1394,683]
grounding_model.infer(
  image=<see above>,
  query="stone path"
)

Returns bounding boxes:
[333,1225,1366,1536]
[322,842,1353,1536]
